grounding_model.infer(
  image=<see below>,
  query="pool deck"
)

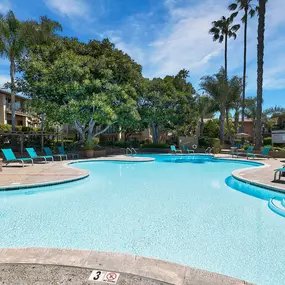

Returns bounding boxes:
[0,248,254,285]
[215,154,285,193]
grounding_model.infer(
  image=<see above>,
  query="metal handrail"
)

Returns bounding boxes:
[131,147,137,154]
[126,147,132,154]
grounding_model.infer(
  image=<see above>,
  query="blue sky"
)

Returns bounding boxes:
[0,0,284,109]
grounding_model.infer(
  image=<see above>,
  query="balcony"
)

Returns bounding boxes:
[6,103,29,117]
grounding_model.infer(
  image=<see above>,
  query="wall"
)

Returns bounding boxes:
[178,136,198,149]
[243,122,254,137]
[0,94,6,124]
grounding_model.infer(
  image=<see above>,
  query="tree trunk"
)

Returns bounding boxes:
[200,116,204,136]
[152,122,159,144]
[224,33,228,79]
[256,0,266,149]
[10,56,16,132]
[41,113,45,132]
[87,118,96,142]
[219,107,225,145]
[241,8,248,133]
[234,108,239,134]
[74,120,85,142]
[226,108,233,144]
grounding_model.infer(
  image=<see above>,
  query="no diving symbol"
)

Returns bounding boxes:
[102,271,120,284]
[106,272,117,281]
[89,270,120,284]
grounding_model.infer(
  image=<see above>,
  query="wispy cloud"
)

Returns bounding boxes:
[0,0,11,13]
[44,0,91,19]
[0,74,10,88]
[146,0,228,78]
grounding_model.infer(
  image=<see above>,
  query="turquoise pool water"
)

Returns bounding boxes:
[1,154,285,285]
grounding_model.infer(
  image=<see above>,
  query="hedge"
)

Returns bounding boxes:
[263,137,272,145]
[141,143,169,149]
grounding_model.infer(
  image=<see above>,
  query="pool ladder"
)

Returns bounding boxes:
[126,147,137,155]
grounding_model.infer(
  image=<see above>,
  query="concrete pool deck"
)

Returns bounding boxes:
[0,248,254,285]
[215,154,285,193]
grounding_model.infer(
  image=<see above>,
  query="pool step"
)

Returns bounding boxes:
[268,198,285,218]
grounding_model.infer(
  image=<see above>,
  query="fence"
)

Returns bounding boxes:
[0,131,69,154]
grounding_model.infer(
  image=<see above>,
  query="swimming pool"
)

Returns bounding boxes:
[0,154,285,285]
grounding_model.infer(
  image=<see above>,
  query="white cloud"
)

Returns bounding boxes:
[147,0,228,78]
[0,0,11,13]
[44,0,90,19]
[0,75,10,88]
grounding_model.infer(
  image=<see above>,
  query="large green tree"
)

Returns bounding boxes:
[255,0,266,148]
[229,0,256,133]
[140,70,196,143]
[0,10,61,131]
[17,37,141,144]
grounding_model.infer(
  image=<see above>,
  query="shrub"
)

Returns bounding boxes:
[203,119,219,138]
[199,136,221,153]
[212,138,221,154]
[0,123,11,131]
[141,143,169,149]
[263,137,272,145]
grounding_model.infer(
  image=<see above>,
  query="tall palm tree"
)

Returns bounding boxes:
[229,0,256,133]
[0,11,61,131]
[200,68,228,144]
[0,11,25,131]
[209,16,240,79]
[255,0,266,148]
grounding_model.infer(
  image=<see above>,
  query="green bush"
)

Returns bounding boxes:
[199,136,221,153]
[212,138,221,154]
[141,143,169,149]
[203,119,219,138]
[0,123,11,131]
[263,137,272,145]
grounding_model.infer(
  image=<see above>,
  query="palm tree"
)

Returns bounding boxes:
[229,0,256,134]
[0,11,25,131]
[0,11,61,131]
[196,94,215,136]
[200,68,228,144]
[209,16,240,79]
[255,0,266,149]
[244,97,257,143]
[227,75,243,137]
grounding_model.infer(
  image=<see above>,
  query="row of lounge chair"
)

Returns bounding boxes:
[232,146,271,159]
[170,145,195,154]
[1,147,79,167]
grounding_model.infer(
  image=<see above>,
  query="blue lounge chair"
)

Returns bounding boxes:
[26,148,54,163]
[233,146,254,158]
[58,146,79,159]
[170,145,182,154]
[248,146,271,159]
[43,147,67,161]
[1,149,33,167]
[274,165,285,181]
[183,146,194,153]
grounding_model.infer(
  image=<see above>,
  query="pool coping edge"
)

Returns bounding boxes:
[0,248,255,285]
